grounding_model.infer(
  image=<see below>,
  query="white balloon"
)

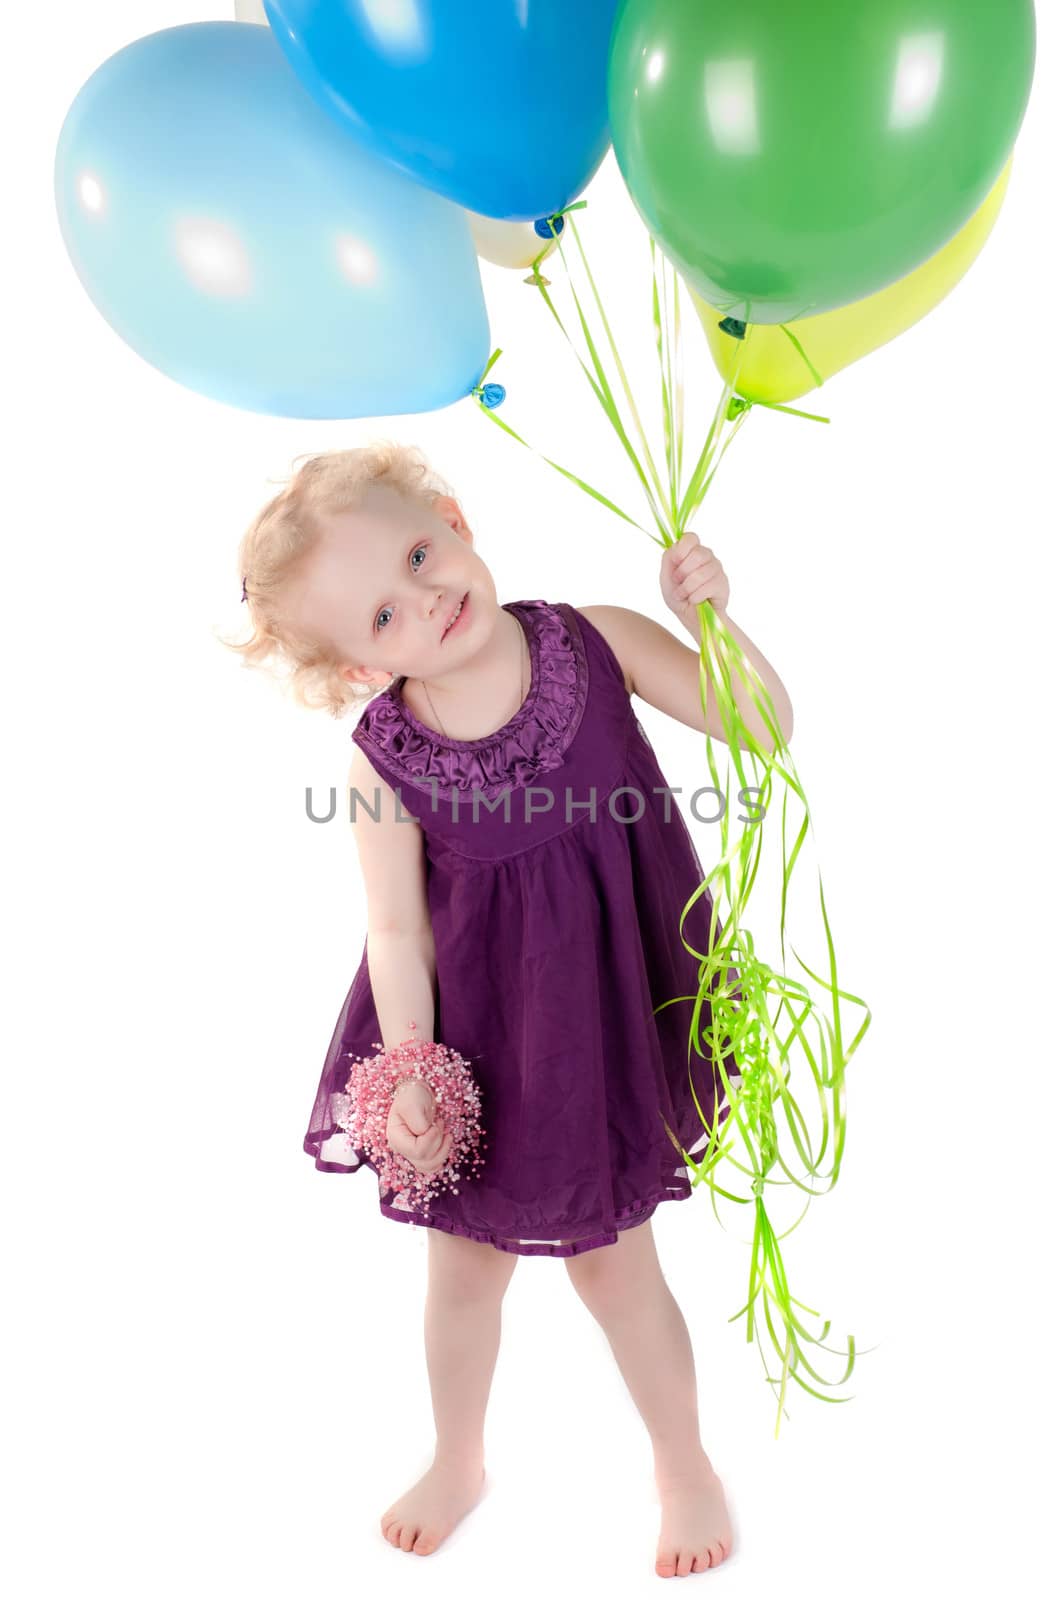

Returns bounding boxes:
[465,212,561,272]
[234,0,268,23]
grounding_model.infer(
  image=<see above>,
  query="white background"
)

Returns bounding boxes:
[5,3,1060,1596]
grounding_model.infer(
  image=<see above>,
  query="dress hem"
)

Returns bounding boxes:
[374,1182,695,1257]
[303,1130,698,1256]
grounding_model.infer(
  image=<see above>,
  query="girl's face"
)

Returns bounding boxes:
[286,483,496,688]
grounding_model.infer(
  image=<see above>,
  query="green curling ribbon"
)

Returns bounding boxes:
[473,211,875,1437]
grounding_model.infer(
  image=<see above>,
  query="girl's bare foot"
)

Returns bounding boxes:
[379,1455,487,1556]
[653,1452,734,1578]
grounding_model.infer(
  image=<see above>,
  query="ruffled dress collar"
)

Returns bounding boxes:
[352,599,589,801]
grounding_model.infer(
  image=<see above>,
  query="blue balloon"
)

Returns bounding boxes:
[54,22,490,419]
[264,0,620,220]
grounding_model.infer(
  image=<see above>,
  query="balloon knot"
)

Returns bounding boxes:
[726,396,753,422]
[718,316,748,340]
[534,214,565,240]
[474,381,506,409]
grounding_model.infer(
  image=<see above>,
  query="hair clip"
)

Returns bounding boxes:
[240,575,248,603]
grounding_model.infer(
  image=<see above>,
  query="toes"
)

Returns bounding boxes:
[412,1530,439,1554]
[658,1543,726,1577]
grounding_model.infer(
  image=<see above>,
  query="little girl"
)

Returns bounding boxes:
[232,441,794,1578]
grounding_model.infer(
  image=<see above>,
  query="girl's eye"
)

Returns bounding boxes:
[374,545,429,631]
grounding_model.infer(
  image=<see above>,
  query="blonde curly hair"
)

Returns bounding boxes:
[221,439,456,718]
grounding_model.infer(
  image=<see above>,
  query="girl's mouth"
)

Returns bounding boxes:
[441,591,470,640]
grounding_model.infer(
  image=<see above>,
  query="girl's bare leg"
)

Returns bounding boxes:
[380,1227,518,1556]
[564,1217,735,1578]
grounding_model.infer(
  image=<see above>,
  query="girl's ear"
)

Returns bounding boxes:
[432,493,470,536]
[341,663,393,688]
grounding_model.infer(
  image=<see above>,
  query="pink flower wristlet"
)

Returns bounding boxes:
[339,1034,488,1214]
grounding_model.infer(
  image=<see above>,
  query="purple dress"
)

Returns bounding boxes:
[303,599,741,1257]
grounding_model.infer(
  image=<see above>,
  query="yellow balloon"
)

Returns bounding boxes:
[694,156,1013,404]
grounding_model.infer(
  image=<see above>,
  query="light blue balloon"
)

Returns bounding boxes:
[264,0,621,220]
[54,22,490,419]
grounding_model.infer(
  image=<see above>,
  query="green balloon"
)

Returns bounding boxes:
[608,0,1036,324]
